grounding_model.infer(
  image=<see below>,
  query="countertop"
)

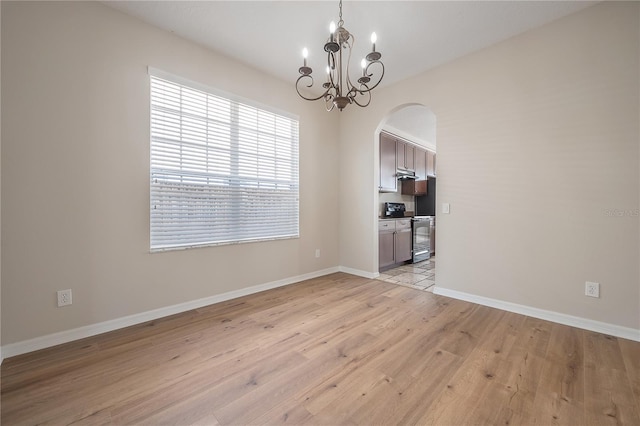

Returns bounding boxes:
[379,213,415,220]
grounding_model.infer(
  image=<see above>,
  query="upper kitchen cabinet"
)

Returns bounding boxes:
[426,150,436,176]
[379,132,398,192]
[433,153,437,176]
[396,140,414,171]
[401,179,427,196]
[379,131,433,192]
[415,147,427,180]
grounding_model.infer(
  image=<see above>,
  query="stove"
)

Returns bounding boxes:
[383,202,406,218]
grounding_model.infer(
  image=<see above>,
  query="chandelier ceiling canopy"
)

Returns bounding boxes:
[295,0,384,112]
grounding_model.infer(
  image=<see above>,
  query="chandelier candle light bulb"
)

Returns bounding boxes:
[299,47,312,76]
[323,66,331,88]
[294,0,384,111]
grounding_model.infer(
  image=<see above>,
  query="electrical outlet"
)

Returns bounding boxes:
[315,249,321,258]
[585,282,599,298]
[57,289,73,307]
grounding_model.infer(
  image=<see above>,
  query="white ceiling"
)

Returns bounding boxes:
[104,1,597,89]
[103,1,597,145]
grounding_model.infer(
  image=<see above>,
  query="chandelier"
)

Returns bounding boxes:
[296,0,384,112]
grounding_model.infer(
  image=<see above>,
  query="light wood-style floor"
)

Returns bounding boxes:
[2,273,639,425]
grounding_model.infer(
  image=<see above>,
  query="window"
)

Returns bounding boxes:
[149,71,299,251]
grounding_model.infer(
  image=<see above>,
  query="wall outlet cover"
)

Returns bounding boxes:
[585,281,599,298]
[57,289,73,307]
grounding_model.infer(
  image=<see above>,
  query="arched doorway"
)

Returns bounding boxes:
[375,104,437,291]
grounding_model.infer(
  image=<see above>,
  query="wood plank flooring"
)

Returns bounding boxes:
[2,272,639,425]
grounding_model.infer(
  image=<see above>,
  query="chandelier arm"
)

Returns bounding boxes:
[343,36,355,93]
[324,90,335,102]
[326,101,335,112]
[355,61,385,94]
[295,75,332,101]
[337,44,343,96]
[349,83,372,107]
[327,52,337,90]
[324,92,336,111]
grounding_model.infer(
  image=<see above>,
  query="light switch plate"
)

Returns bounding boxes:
[442,203,450,214]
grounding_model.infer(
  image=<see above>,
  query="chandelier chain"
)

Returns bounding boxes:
[338,0,344,27]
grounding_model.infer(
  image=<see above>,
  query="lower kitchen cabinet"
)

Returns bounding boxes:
[379,228,396,268]
[379,219,412,269]
[395,223,412,262]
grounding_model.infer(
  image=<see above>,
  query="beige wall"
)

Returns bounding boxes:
[2,1,638,348]
[339,2,639,330]
[1,1,339,344]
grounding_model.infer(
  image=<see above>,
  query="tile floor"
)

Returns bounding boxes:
[377,256,436,292]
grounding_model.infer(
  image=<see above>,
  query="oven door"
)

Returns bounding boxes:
[412,217,432,262]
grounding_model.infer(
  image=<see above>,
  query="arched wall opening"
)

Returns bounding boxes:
[374,103,437,282]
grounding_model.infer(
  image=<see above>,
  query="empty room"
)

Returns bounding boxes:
[1,1,639,424]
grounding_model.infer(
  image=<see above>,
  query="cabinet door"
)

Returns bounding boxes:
[401,179,427,196]
[396,139,415,171]
[426,150,435,176]
[415,147,427,180]
[433,153,436,176]
[379,231,395,268]
[395,229,412,262]
[404,144,415,171]
[396,140,406,170]
[379,134,397,192]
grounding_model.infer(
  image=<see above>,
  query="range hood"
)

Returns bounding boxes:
[396,170,417,180]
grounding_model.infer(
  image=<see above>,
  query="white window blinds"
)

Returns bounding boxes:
[150,73,299,251]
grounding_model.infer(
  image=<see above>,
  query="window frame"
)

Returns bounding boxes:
[148,68,300,252]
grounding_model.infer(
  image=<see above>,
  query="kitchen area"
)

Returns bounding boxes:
[378,126,437,292]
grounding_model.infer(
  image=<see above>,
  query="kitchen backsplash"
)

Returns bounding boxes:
[379,191,415,216]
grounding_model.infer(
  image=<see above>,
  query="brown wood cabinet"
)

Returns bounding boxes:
[379,131,435,192]
[379,133,398,192]
[395,221,412,263]
[379,219,412,269]
[401,179,427,196]
[414,147,427,180]
[378,220,396,268]
[433,152,436,176]
[426,150,435,176]
[396,140,414,171]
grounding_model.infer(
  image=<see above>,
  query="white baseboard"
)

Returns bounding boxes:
[19,267,632,361]
[338,266,379,279]
[1,266,341,361]
[433,286,640,342]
